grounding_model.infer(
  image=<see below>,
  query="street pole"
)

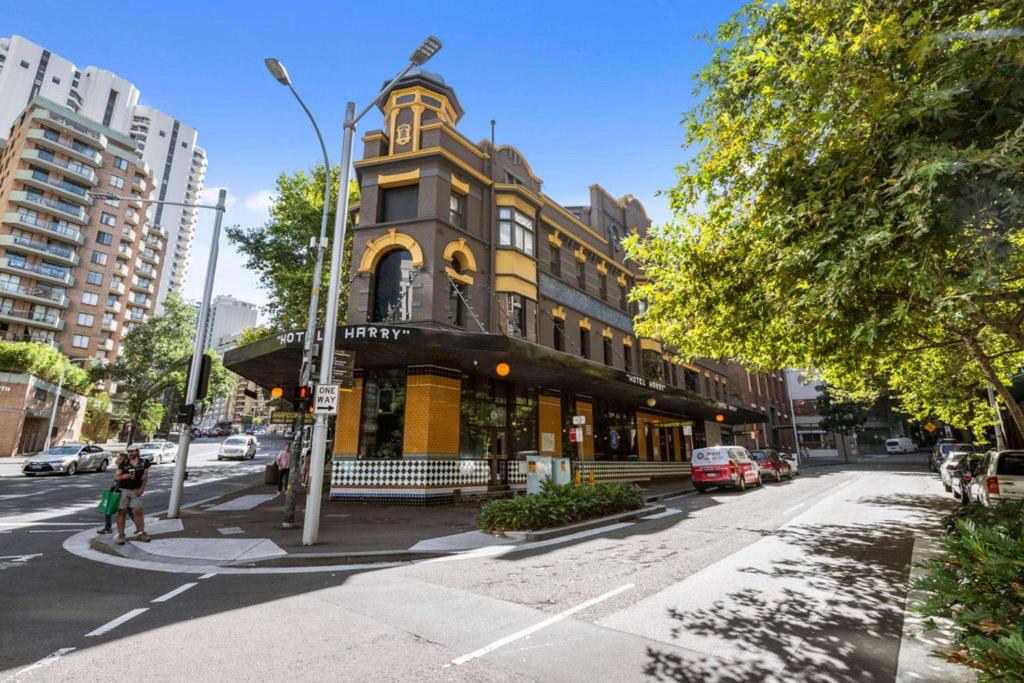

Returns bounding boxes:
[168,188,227,519]
[302,37,441,545]
[988,385,1007,450]
[265,58,333,528]
[43,364,66,452]
[784,369,802,460]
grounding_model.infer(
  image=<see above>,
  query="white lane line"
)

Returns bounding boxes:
[783,502,806,515]
[448,583,635,667]
[198,572,217,579]
[151,582,198,603]
[2,647,76,682]
[85,608,148,637]
[0,522,95,527]
[27,529,78,533]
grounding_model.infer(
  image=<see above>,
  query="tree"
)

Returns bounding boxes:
[226,166,359,330]
[100,293,231,442]
[816,385,872,461]
[627,0,1024,436]
[0,340,91,393]
[238,326,272,346]
[81,392,114,443]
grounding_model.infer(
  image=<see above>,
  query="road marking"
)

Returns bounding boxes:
[783,502,806,515]
[198,572,217,579]
[28,529,78,533]
[0,491,47,500]
[448,583,635,667]
[0,522,95,527]
[151,582,198,603]
[2,647,76,682]
[85,608,148,637]
[0,554,42,561]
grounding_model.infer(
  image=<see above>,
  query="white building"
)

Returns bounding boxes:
[0,35,207,312]
[204,295,259,351]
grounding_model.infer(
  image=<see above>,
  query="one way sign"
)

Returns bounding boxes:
[314,384,339,415]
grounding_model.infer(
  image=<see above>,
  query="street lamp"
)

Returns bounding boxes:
[43,357,90,451]
[303,35,443,545]
[263,56,333,528]
[90,189,228,519]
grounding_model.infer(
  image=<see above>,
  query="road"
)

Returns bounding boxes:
[0,452,958,682]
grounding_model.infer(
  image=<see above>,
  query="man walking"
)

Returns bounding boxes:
[115,448,150,545]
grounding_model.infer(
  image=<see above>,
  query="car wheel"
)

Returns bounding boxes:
[23,473,35,477]
[66,462,77,476]
[98,459,109,472]
[217,455,223,461]
[943,483,952,492]
[694,485,706,494]
[735,475,746,492]
[960,487,971,506]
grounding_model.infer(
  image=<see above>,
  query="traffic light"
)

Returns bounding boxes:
[296,385,312,402]
[184,353,213,401]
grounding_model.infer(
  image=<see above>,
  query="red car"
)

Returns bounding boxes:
[750,448,794,482]
[692,446,762,493]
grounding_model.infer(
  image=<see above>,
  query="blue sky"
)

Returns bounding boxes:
[14,0,742,316]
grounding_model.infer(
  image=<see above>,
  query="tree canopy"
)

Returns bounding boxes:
[0,340,92,394]
[226,166,359,331]
[627,0,1024,435]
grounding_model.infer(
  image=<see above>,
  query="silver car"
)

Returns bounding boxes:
[217,435,256,460]
[129,441,178,465]
[22,443,112,476]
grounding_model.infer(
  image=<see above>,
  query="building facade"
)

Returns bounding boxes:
[0,98,161,360]
[0,35,207,312]
[225,71,772,503]
[0,370,86,457]
[204,294,259,351]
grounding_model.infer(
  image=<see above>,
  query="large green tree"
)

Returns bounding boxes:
[101,293,231,442]
[627,0,1024,435]
[226,166,359,331]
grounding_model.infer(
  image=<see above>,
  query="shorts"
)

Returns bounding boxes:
[118,488,142,511]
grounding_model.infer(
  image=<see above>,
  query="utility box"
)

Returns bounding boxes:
[551,457,572,486]
[526,455,553,495]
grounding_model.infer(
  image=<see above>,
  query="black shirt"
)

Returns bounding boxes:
[118,457,149,490]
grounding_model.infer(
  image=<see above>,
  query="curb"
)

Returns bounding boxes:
[226,549,455,568]
[645,488,694,503]
[508,504,667,542]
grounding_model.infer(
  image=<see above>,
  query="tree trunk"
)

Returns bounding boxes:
[963,334,1024,443]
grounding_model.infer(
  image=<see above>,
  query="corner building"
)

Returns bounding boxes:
[227,70,768,504]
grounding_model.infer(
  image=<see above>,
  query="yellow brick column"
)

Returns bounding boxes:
[402,370,461,457]
[333,377,363,457]
[575,400,595,459]
[538,394,562,456]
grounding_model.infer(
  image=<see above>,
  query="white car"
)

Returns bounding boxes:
[217,436,256,460]
[128,441,178,465]
[940,451,970,492]
[969,450,1024,506]
[779,451,800,476]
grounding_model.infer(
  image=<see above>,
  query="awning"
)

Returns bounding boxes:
[223,324,767,426]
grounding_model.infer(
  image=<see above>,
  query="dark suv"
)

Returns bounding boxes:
[749,449,793,483]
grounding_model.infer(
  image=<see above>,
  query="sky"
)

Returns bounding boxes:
[11,0,743,320]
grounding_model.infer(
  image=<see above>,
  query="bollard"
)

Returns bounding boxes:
[574,470,582,487]
[588,470,596,487]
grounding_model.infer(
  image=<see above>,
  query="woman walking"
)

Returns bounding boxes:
[276,441,292,493]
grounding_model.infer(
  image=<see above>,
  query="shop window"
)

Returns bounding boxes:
[371,249,414,322]
[684,369,699,392]
[642,349,665,382]
[603,337,613,366]
[460,376,511,459]
[449,193,464,229]
[506,293,526,337]
[358,369,406,458]
[623,344,633,373]
[579,327,590,359]
[553,318,565,351]
[380,185,418,222]
[594,399,637,461]
[550,245,561,277]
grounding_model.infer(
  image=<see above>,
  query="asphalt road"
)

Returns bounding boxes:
[0,451,957,682]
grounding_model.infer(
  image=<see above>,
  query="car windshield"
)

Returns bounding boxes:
[939,443,956,455]
[954,443,974,453]
[693,448,730,465]
[44,446,80,456]
[997,453,1024,476]
[141,442,162,449]
[224,437,247,445]
[750,451,768,461]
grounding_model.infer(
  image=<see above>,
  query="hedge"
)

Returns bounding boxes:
[479,480,644,533]
[0,341,92,394]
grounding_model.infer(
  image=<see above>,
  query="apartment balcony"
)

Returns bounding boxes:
[101,318,118,332]
[15,169,94,207]
[116,245,134,259]
[109,281,126,295]
[146,224,168,240]
[0,305,65,332]
[0,258,74,287]
[0,234,80,266]
[112,262,129,277]
[104,299,121,313]
[31,108,107,148]
[139,250,160,265]
[121,228,138,242]
[9,190,89,226]
[129,296,153,309]
[134,263,157,278]
[100,338,114,351]
[20,148,98,185]
[124,211,140,226]
[26,128,103,166]
[130,280,154,295]
[2,212,84,245]
[0,279,69,308]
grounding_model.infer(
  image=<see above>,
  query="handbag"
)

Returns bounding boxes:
[97,486,121,515]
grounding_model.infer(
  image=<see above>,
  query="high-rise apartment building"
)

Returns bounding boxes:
[0,97,161,360]
[204,295,258,351]
[0,35,207,312]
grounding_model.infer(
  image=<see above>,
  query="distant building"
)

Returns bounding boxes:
[204,295,258,351]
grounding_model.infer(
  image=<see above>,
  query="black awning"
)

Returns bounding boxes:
[223,324,767,426]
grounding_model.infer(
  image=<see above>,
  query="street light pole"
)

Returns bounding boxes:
[302,36,442,546]
[264,58,332,527]
[43,357,88,451]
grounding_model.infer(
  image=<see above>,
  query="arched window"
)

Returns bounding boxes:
[372,249,414,322]
[448,254,467,328]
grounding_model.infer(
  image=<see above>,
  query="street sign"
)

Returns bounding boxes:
[924,422,936,433]
[314,384,339,414]
[270,411,313,425]
[568,427,584,443]
[572,415,586,426]
[332,351,355,390]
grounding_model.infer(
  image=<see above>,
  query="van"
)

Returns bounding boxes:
[885,437,916,454]
[692,446,761,493]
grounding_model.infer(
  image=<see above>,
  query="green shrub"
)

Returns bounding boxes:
[913,500,1024,682]
[0,341,92,394]
[479,480,644,533]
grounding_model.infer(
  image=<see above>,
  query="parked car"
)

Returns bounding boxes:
[128,441,178,465]
[779,451,800,476]
[939,450,971,492]
[217,435,256,460]
[968,450,1024,507]
[930,439,973,472]
[886,437,917,454]
[750,448,793,482]
[952,452,985,504]
[22,443,112,476]
[692,446,761,493]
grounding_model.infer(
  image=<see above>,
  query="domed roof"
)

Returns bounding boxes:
[379,68,463,121]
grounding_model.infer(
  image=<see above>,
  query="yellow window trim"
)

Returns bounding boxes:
[639,338,663,353]
[551,306,566,320]
[442,238,478,271]
[357,229,425,273]
[494,275,537,301]
[596,262,609,275]
[445,266,474,285]
[377,168,420,189]
[579,316,592,331]
[450,175,469,195]
[547,231,563,248]
[616,273,628,287]
[574,247,587,263]
[623,336,634,347]
[602,327,613,339]
[355,146,493,187]
[496,193,537,216]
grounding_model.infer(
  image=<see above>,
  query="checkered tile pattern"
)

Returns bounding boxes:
[574,461,692,482]
[331,459,492,488]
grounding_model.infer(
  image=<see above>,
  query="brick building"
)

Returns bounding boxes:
[225,71,786,503]
[0,371,85,456]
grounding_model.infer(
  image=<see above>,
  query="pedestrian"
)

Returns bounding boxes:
[276,441,292,493]
[114,447,150,545]
[97,451,133,535]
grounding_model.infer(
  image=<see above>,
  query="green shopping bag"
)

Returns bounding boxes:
[97,487,121,515]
